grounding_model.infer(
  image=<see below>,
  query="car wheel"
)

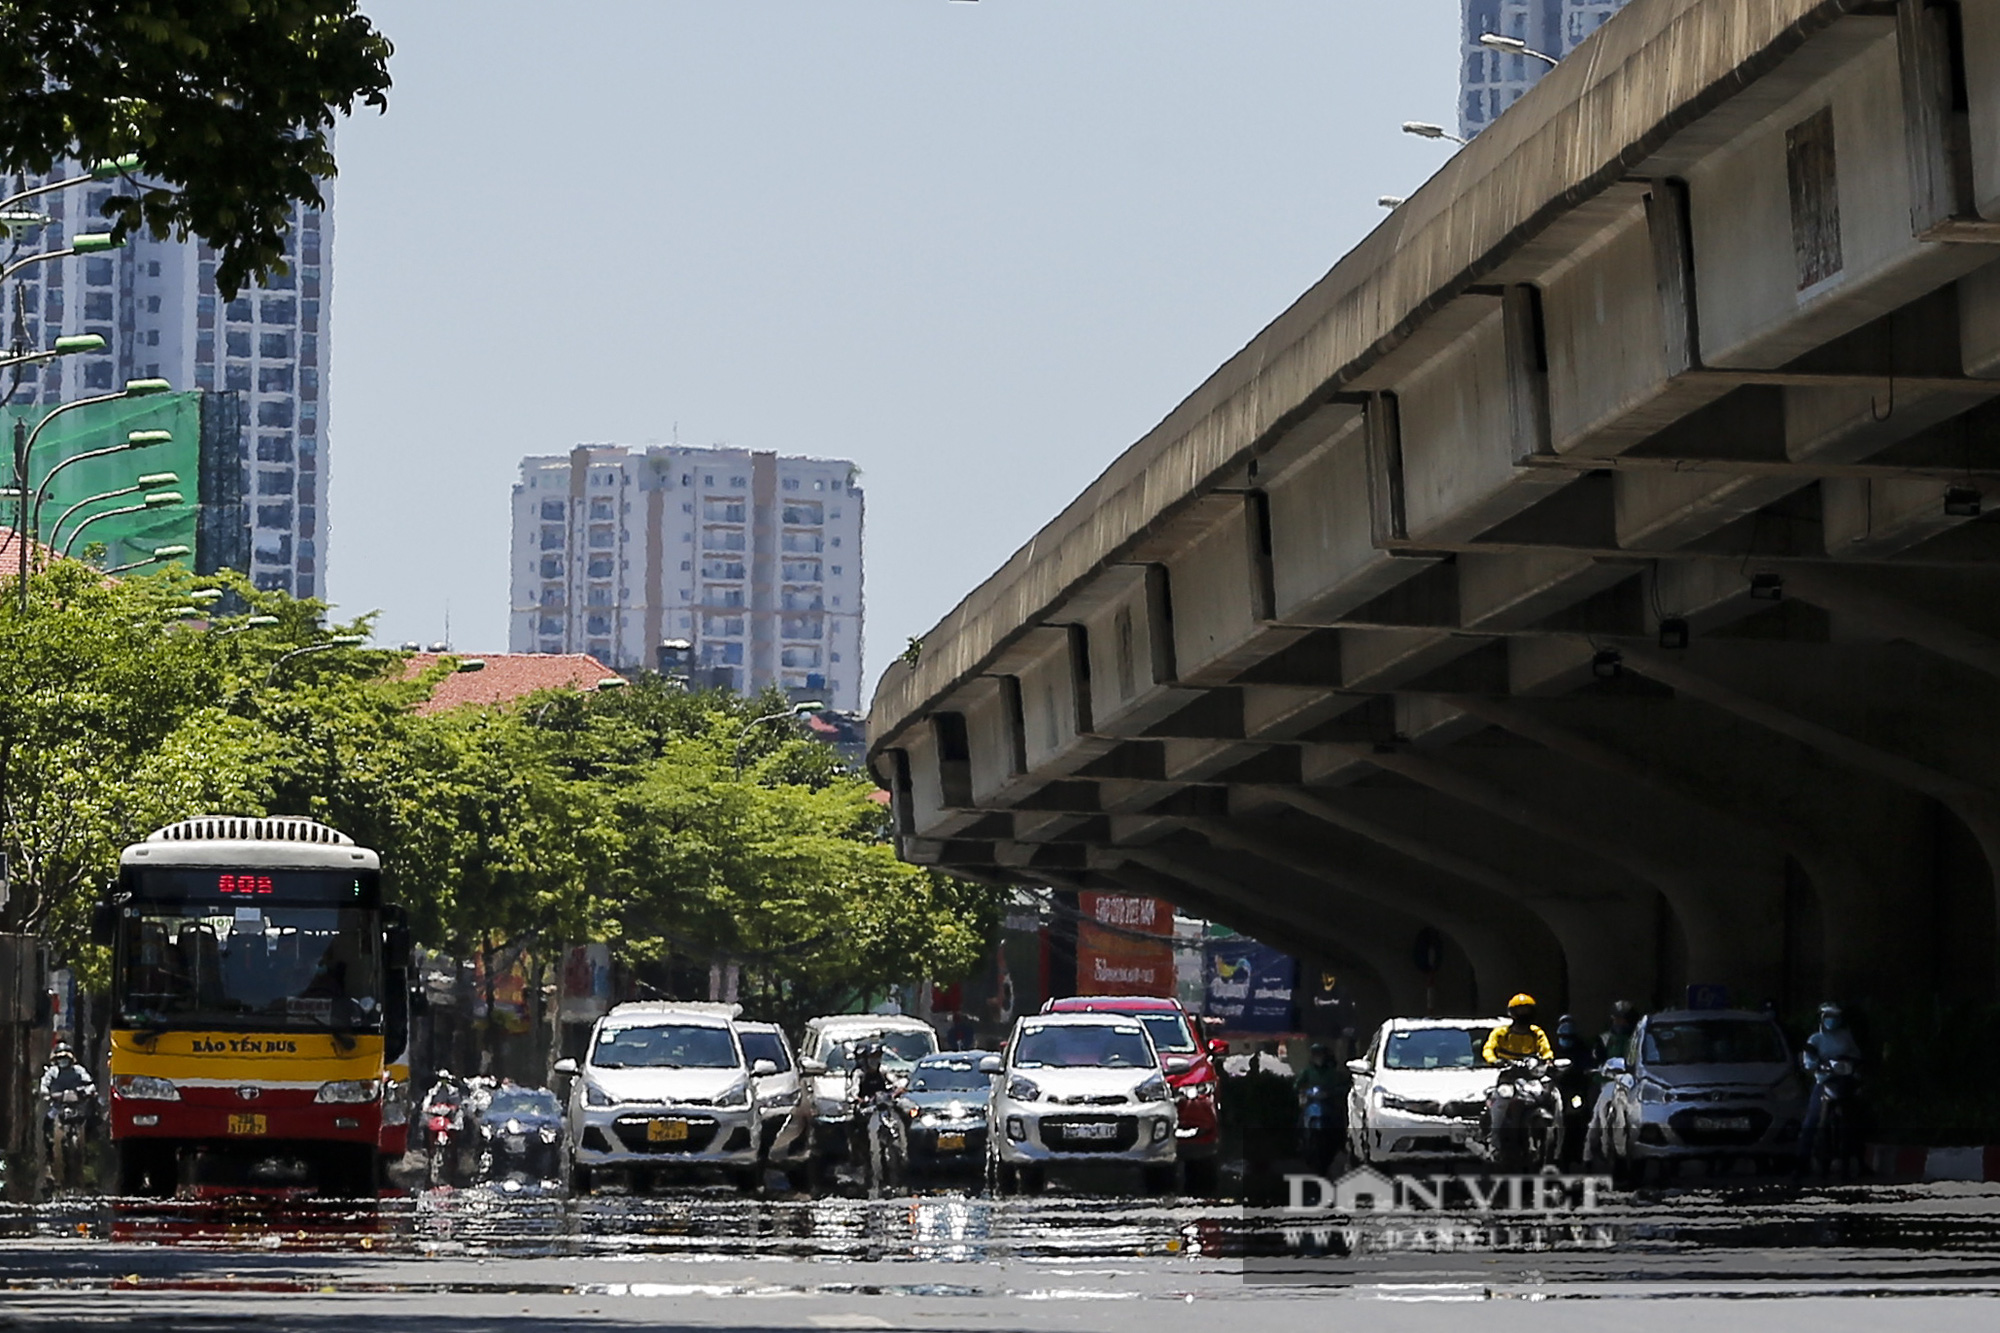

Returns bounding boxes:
[1183,1156,1221,1198]
[1019,1164,1045,1196]
[568,1159,592,1196]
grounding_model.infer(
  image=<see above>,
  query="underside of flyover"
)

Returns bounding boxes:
[870,0,2000,1031]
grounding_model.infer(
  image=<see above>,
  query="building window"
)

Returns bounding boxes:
[258,365,293,393]
[227,299,252,322]
[587,556,613,578]
[256,501,294,527]
[256,399,294,427]
[782,502,823,525]
[146,295,161,313]
[783,478,799,491]
[224,363,250,392]
[256,469,294,496]
[83,292,113,320]
[540,500,565,520]
[256,436,293,463]
[540,556,563,578]
[729,476,746,487]
[540,528,564,550]
[85,258,113,286]
[586,614,611,636]
[260,297,297,324]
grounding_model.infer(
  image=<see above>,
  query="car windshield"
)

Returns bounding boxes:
[116,904,382,1031]
[591,1023,739,1069]
[1383,1028,1484,1070]
[909,1060,989,1092]
[484,1089,560,1119]
[741,1031,792,1073]
[818,1029,936,1072]
[1013,1023,1156,1070]
[1642,1020,1788,1066]
[1135,1013,1197,1053]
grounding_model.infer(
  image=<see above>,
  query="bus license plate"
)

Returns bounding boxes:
[937,1133,966,1152]
[647,1119,689,1143]
[227,1114,267,1136]
[1063,1122,1116,1140]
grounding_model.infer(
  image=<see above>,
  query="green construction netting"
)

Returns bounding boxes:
[1,391,201,575]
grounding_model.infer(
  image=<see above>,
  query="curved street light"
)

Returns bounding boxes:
[58,490,183,558]
[734,700,827,774]
[217,615,282,636]
[45,471,178,550]
[1402,121,1468,146]
[1478,32,1560,65]
[103,543,190,575]
[266,635,369,687]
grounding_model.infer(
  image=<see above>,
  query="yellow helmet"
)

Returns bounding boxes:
[1508,993,1537,1009]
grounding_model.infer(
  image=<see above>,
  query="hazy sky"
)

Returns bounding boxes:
[329,1,1462,701]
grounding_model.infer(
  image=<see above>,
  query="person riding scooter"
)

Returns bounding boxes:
[1484,994,1554,1065]
[1295,1042,1345,1173]
[38,1043,97,1142]
[1551,1015,1594,1168]
[1797,1002,1863,1172]
[1483,994,1563,1168]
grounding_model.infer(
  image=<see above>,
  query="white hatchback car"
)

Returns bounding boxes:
[983,1012,1178,1192]
[1346,1017,1503,1167]
[557,1002,775,1192]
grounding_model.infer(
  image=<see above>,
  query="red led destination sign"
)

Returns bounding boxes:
[217,873,276,896]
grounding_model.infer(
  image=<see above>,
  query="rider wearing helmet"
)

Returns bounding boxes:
[1797,1001,1862,1164]
[1483,994,1554,1065]
[37,1042,97,1146]
[852,1040,891,1101]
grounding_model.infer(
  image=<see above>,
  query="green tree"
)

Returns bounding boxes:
[0,0,394,295]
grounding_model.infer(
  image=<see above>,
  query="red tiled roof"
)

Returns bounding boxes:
[404,652,624,715]
[0,527,62,573]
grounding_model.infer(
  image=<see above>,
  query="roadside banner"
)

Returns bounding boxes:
[560,943,612,1022]
[1076,892,1175,996]
[1204,938,1298,1032]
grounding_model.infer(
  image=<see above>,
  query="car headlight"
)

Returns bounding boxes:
[1005,1076,1041,1103]
[1638,1081,1667,1104]
[1378,1091,1422,1113]
[480,1123,494,1138]
[1176,1080,1218,1101]
[714,1077,750,1109]
[314,1079,380,1104]
[1135,1076,1172,1104]
[584,1081,613,1108]
[539,1125,559,1143]
[918,1112,941,1127]
[115,1075,181,1102]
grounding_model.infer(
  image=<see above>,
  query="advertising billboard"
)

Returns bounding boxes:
[1203,937,1298,1032]
[1075,892,1175,996]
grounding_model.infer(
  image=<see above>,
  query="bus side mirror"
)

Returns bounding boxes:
[409,985,430,1019]
[91,902,118,947]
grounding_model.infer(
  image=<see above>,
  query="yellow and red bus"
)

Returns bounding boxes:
[99,817,409,1197]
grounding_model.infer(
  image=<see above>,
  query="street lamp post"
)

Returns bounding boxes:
[42,471,178,550]
[56,490,183,560]
[1402,121,1468,146]
[265,635,368,687]
[734,701,827,774]
[103,543,190,575]
[1478,32,1560,66]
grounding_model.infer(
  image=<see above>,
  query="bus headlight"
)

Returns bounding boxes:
[314,1080,381,1104]
[114,1075,181,1101]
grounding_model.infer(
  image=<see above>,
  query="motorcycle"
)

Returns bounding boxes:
[1801,1057,1860,1176]
[850,1087,906,1199]
[46,1088,94,1194]
[1484,1056,1567,1172]
[1299,1084,1342,1174]
[424,1097,464,1188]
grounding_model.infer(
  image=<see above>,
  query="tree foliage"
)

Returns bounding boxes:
[0,565,999,1015]
[0,1,393,295]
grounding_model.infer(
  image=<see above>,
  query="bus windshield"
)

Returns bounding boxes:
[116,904,383,1031]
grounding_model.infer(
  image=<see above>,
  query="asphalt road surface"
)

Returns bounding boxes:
[4,1179,2000,1331]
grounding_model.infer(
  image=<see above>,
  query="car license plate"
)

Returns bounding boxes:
[1063,1122,1116,1140]
[1692,1115,1751,1132]
[647,1118,689,1143]
[227,1113,267,1136]
[937,1132,966,1151]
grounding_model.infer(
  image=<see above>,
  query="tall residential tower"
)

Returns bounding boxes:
[1460,0,1633,138]
[4,170,331,596]
[509,444,865,713]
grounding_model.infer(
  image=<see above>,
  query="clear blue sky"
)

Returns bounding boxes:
[328,1,1462,700]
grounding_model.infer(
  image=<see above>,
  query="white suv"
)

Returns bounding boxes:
[557,1002,774,1192]
[984,1012,1178,1193]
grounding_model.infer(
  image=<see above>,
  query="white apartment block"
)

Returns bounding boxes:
[4,168,331,595]
[1460,0,1631,139]
[509,445,865,713]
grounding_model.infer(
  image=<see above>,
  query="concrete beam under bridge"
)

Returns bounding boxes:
[873,0,2000,1032]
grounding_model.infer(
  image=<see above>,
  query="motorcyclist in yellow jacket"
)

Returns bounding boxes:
[1483,994,1554,1064]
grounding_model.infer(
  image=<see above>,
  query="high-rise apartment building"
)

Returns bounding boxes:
[509,445,865,713]
[1460,0,1632,138]
[3,169,331,596]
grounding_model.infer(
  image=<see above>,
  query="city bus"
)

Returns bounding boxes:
[97,816,409,1198]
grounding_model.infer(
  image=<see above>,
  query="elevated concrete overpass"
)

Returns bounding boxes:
[869,0,2000,1025]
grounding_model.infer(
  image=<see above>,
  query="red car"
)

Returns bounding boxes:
[1041,995,1225,1191]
